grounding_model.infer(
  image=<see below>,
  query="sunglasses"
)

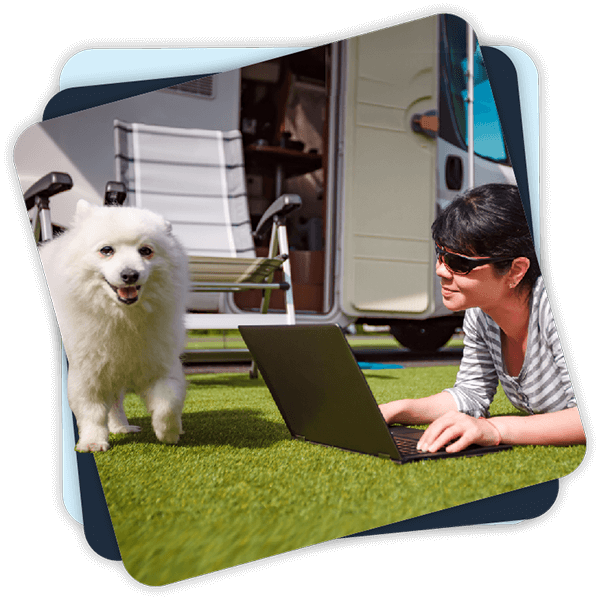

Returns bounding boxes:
[435,244,514,275]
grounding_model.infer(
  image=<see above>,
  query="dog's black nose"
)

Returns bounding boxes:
[120,268,139,284]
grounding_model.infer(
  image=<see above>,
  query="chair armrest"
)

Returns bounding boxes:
[254,193,302,239]
[104,181,127,206]
[24,172,73,211]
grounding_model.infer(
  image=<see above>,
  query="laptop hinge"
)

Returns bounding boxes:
[378,453,391,460]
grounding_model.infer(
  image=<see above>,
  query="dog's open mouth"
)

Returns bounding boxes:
[105,279,141,305]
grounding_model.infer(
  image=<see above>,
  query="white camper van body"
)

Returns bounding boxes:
[223,15,516,349]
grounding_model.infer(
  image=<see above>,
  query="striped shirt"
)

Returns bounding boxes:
[446,277,576,417]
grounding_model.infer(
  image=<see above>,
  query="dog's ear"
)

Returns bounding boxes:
[72,199,97,225]
[163,219,173,234]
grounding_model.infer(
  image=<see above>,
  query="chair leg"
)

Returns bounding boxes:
[275,223,295,325]
[248,221,295,378]
[250,225,280,378]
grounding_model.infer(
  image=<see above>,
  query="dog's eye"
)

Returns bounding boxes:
[99,246,114,257]
[139,246,154,258]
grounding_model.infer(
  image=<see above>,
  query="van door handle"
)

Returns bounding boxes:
[445,155,463,190]
[411,110,438,138]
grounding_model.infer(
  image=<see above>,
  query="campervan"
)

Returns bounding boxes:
[15,15,516,351]
[229,14,516,350]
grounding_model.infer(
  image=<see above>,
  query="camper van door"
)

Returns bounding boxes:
[340,16,438,320]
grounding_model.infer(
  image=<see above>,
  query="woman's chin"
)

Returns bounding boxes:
[441,294,465,312]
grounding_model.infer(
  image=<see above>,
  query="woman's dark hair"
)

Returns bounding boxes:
[431,183,541,291]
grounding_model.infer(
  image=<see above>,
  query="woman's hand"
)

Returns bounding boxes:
[417,411,501,453]
[379,400,407,425]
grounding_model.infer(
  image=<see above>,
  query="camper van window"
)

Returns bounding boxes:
[440,15,509,164]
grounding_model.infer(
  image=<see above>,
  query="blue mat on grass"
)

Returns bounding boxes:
[358,362,404,370]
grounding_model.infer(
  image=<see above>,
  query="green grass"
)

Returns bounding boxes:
[185,329,465,351]
[186,329,247,350]
[94,366,584,586]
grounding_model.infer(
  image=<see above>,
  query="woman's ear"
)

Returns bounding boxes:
[508,257,530,288]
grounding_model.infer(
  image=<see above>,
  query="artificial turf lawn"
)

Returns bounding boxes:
[184,329,465,351]
[94,366,585,586]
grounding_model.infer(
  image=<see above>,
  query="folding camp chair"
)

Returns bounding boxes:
[113,120,301,333]
[24,163,299,376]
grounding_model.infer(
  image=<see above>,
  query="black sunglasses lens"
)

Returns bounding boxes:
[435,249,468,273]
[443,253,471,273]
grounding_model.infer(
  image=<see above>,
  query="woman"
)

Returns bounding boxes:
[379,183,585,452]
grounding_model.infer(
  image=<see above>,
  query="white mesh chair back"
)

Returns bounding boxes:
[114,120,255,258]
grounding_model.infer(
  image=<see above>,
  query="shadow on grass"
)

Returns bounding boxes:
[110,408,289,450]
[186,371,410,387]
[185,374,267,389]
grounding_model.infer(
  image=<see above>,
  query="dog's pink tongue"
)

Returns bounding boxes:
[118,286,138,300]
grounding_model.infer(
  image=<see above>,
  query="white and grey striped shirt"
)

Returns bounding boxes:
[446,277,576,417]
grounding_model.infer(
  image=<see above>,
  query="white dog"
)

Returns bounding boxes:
[40,200,189,452]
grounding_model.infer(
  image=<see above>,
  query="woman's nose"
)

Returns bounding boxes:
[435,257,453,279]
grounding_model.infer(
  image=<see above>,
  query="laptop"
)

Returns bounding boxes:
[239,324,512,464]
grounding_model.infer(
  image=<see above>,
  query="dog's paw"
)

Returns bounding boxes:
[110,425,142,434]
[155,429,180,444]
[76,440,111,453]
[151,409,182,444]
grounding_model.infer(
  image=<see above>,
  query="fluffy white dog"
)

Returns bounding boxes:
[40,200,189,452]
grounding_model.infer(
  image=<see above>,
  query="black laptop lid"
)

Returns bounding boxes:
[239,325,402,460]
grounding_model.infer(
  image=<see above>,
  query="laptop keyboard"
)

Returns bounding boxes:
[390,429,447,455]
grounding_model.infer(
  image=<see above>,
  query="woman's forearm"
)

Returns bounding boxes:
[379,391,458,425]
[489,407,585,446]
